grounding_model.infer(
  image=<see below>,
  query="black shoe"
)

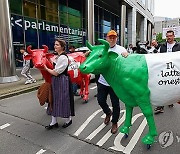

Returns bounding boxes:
[62,120,72,128]
[74,92,80,96]
[45,123,59,130]
[154,106,164,114]
[168,104,174,108]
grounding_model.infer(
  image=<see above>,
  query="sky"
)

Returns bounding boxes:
[154,0,180,18]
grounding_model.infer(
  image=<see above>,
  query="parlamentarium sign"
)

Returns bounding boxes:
[11,15,86,37]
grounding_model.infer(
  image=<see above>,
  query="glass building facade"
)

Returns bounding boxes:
[94,1,120,42]
[9,0,122,67]
[0,0,154,82]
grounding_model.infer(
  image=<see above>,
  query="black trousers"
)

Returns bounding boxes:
[97,82,120,124]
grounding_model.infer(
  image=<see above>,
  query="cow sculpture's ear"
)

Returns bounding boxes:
[42,45,48,53]
[98,39,109,51]
[108,51,118,60]
[27,45,33,54]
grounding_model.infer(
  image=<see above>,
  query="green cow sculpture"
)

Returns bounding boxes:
[80,39,180,148]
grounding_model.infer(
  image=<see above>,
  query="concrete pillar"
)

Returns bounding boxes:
[86,0,94,44]
[120,4,126,46]
[127,7,136,46]
[140,17,147,42]
[147,22,152,42]
[0,0,19,83]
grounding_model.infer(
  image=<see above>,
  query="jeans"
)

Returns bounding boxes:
[97,82,120,124]
[21,65,33,80]
[72,83,78,94]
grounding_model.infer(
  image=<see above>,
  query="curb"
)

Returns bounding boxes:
[0,80,44,100]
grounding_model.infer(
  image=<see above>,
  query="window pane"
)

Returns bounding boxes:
[38,21,59,50]
[59,5,68,25]
[24,17,38,48]
[60,11,68,25]
[37,5,46,20]
[94,6,98,23]
[68,0,82,13]
[37,5,58,23]
[23,0,36,18]
[104,10,111,26]
[38,0,58,10]
[46,0,58,10]
[9,0,22,15]
[11,14,24,43]
[46,8,58,23]
[103,25,111,34]
[68,7,81,17]
[38,0,45,5]
[68,14,81,28]
[11,14,24,67]
[59,0,67,6]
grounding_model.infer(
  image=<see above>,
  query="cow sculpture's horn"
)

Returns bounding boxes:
[27,45,33,54]
[98,39,109,51]
[86,41,94,51]
[42,45,48,53]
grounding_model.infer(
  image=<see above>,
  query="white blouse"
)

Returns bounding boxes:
[53,55,68,74]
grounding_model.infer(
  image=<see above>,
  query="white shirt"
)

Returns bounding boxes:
[167,42,175,52]
[98,44,127,86]
[53,55,68,74]
[23,52,30,67]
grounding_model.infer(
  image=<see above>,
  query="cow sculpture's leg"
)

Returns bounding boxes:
[79,80,84,97]
[82,74,90,102]
[119,105,133,135]
[139,103,158,145]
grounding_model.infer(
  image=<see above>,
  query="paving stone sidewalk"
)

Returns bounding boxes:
[0,68,44,100]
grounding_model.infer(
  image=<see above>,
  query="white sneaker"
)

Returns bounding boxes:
[25,80,33,85]
[31,79,36,83]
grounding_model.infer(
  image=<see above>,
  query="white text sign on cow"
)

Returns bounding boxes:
[68,56,80,78]
[145,51,180,106]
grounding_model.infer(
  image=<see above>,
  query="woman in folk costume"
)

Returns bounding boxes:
[44,38,74,129]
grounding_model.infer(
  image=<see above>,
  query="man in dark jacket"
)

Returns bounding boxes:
[154,30,180,114]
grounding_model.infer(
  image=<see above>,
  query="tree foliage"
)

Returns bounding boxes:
[156,33,165,43]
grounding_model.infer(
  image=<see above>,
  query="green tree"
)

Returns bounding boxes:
[175,38,180,42]
[156,32,165,43]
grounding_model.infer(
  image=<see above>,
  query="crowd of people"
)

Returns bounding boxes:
[127,30,180,114]
[20,29,180,132]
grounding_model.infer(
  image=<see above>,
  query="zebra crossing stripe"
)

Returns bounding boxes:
[0,123,10,129]
[96,110,126,146]
[36,149,46,154]
[86,122,106,140]
[109,113,146,153]
[90,86,97,90]
[123,118,147,154]
[74,109,102,136]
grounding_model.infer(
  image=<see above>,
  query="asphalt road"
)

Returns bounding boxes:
[0,82,180,154]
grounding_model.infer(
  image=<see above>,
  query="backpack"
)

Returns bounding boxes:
[30,59,34,68]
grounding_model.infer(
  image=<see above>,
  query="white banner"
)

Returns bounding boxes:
[145,51,180,106]
[162,26,180,39]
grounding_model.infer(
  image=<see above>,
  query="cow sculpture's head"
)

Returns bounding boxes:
[24,45,54,69]
[80,39,118,74]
